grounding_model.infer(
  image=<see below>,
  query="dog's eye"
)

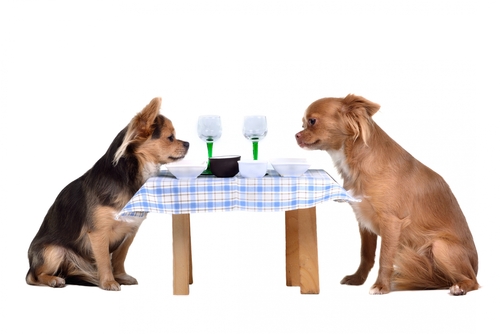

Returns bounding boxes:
[167,135,175,142]
[308,118,316,126]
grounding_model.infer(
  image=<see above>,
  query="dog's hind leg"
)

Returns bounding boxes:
[26,245,66,287]
[432,239,479,295]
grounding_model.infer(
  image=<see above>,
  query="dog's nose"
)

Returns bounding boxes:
[295,132,304,146]
[183,141,189,148]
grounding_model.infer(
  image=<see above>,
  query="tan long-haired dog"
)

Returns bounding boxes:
[295,94,478,295]
[27,97,189,290]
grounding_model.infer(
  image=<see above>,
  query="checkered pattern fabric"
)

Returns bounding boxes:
[119,169,358,217]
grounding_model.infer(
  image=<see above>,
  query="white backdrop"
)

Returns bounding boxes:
[1,1,499,333]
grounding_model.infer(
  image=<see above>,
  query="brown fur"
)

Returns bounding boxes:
[27,97,189,290]
[295,94,479,295]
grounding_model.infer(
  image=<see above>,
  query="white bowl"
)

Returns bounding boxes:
[238,160,268,178]
[271,158,310,177]
[166,160,206,180]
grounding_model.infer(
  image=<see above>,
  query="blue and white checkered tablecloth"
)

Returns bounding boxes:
[119,169,358,217]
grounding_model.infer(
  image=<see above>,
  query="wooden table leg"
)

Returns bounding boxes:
[285,207,319,294]
[172,214,192,295]
[285,210,300,287]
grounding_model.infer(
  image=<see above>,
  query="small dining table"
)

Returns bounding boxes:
[119,169,357,295]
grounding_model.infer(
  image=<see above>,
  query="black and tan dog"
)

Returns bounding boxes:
[26,97,189,290]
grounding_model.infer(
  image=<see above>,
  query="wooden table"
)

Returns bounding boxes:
[120,169,356,295]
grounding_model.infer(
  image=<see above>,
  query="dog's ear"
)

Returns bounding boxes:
[132,97,162,140]
[340,94,380,117]
[113,97,162,165]
[340,94,380,145]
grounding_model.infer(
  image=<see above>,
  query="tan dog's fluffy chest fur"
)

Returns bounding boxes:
[296,94,479,295]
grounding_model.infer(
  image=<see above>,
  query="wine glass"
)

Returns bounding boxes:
[242,115,267,160]
[197,115,222,174]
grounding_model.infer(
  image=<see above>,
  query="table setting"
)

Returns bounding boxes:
[160,113,333,180]
[119,114,358,218]
[118,114,358,295]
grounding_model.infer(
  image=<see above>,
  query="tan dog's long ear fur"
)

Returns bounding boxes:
[340,94,380,145]
[113,97,162,165]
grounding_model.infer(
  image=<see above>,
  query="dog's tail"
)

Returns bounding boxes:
[392,239,479,293]
[26,248,100,287]
[26,269,40,286]
[391,243,451,291]
[64,251,100,286]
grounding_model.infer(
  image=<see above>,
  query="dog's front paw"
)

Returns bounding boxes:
[100,280,121,291]
[114,273,138,285]
[369,283,390,295]
[341,274,366,286]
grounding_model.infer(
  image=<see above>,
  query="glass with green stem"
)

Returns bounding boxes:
[197,115,222,174]
[242,115,268,160]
